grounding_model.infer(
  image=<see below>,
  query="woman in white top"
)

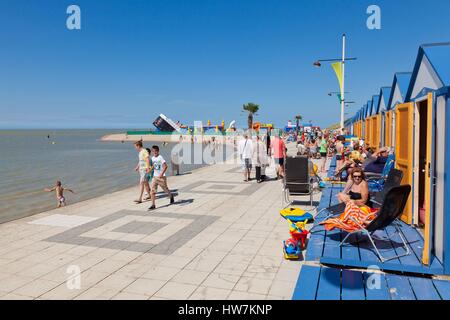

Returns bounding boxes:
[252,136,268,183]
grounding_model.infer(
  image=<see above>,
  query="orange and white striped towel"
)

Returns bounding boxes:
[320,202,378,232]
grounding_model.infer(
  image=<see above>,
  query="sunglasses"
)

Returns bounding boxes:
[353,175,362,179]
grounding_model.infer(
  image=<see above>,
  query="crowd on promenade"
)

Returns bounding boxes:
[43,127,391,213]
[281,128,392,208]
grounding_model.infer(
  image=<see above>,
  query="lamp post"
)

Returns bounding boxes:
[314,34,357,134]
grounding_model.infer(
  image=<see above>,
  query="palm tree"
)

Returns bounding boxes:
[295,115,302,133]
[242,103,260,129]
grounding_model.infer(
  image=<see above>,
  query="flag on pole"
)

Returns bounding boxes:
[331,62,343,94]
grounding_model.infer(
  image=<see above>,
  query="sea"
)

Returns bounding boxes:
[0,129,208,224]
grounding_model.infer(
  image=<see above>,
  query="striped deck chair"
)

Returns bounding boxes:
[320,185,412,263]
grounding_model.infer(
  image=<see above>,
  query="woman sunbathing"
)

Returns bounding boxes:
[337,167,370,206]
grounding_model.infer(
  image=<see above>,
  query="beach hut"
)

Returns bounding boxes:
[402,42,450,269]
[378,86,392,147]
[354,109,362,138]
[344,118,353,135]
[369,95,381,149]
[364,101,373,147]
[359,106,366,139]
[385,72,413,223]
[363,103,369,144]
[358,109,363,138]
[389,72,413,149]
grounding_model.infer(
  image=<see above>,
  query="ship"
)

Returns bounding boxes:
[152,114,182,133]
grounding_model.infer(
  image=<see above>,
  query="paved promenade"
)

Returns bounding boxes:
[0,143,323,300]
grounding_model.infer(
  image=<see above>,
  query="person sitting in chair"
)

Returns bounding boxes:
[363,147,389,174]
[337,167,369,206]
[335,146,363,181]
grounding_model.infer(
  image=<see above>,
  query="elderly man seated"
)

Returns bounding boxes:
[363,147,389,174]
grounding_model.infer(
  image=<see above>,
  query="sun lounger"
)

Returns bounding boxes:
[338,185,412,263]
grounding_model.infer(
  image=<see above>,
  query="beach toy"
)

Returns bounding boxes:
[283,239,301,260]
[287,218,310,249]
[279,207,314,223]
[289,219,308,232]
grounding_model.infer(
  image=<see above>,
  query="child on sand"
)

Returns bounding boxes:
[44,181,75,208]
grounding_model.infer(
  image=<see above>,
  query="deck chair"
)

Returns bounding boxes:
[283,156,314,208]
[370,168,403,208]
[310,170,404,233]
[339,185,412,263]
[366,153,395,192]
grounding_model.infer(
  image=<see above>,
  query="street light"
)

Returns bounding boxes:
[313,34,357,133]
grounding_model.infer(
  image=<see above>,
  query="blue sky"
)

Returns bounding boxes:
[0,0,449,129]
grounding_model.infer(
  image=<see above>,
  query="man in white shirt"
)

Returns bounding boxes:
[238,134,253,182]
[149,145,174,210]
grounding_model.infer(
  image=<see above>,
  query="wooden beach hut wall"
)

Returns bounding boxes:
[378,87,392,147]
[356,109,363,138]
[386,72,413,224]
[364,103,371,145]
[403,43,450,269]
[367,99,375,148]
[360,105,365,139]
[362,105,367,139]
[358,109,363,138]
[364,103,372,144]
[365,100,373,147]
[354,109,360,138]
[370,95,381,150]
[361,104,366,140]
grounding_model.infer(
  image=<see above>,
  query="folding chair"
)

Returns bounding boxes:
[366,153,395,192]
[282,156,314,208]
[310,168,404,233]
[339,185,412,263]
[370,168,403,207]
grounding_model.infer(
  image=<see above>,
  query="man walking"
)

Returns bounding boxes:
[271,130,286,179]
[238,133,253,182]
[149,145,174,210]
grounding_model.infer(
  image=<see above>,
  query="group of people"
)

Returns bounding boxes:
[296,130,334,174]
[238,131,287,183]
[134,141,175,210]
[291,128,391,209]
[43,127,390,213]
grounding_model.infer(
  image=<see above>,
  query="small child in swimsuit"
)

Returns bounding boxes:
[44,180,75,208]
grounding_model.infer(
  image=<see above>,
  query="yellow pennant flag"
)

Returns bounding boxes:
[331,62,343,94]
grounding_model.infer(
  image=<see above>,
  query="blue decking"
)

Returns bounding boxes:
[294,156,450,300]
[292,265,450,300]
[306,158,445,276]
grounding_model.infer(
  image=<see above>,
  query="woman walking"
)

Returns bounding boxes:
[319,134,328,173]
[253,135,268,183]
